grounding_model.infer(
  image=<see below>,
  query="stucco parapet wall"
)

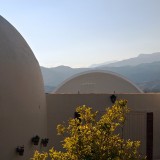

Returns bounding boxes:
[46,93,160,159]
[49,93,159,95]
[46,93,160,112]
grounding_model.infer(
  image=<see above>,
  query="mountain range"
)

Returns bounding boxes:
[41,52,160,93]
[101,52,160,67]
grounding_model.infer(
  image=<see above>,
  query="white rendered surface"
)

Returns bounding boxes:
[0,16,47,159]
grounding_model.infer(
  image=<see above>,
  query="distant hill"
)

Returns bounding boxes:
[98,61,160,83]
[137,80,160,93]
[41,61,160,93]
[41,65,90,92]
[41,52,160,93]
[89,60,118,68]
[99,52,160,67]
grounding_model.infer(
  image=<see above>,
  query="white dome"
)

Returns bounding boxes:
[0,16,47,159]
[54,70,142,93]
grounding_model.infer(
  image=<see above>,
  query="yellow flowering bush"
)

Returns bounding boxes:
[31,150,48,160]
[31,100,146,160]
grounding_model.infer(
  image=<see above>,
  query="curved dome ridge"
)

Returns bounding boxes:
[0,16,47,159]
[54,70,143,93]
[0,15,38,63]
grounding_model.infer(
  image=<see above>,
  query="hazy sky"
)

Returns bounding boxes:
[1,0,160,68]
